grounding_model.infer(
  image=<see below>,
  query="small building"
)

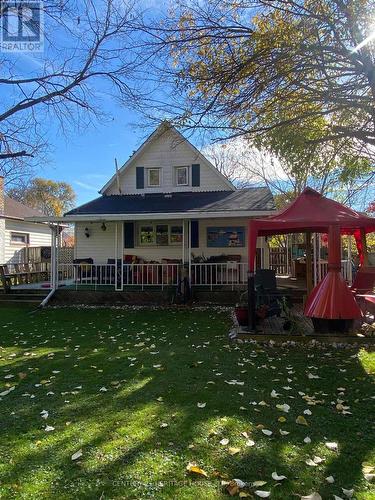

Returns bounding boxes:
[0,176,51,264]
[27,122,275,292]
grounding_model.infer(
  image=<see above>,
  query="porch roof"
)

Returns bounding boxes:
[66,188,274,215]
[26,188,275,222]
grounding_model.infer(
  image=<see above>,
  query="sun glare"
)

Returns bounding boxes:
[352,25,375,52]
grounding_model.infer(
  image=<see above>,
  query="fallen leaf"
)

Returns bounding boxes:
[228,447,241,455]
[186,462,208,478]
[341,488,354,498]
[254,490,270,498]
[326,442,338,451]
[71,449,83,461]
[296,415,308,426]
[252,481,267,487]
[261,429,273,436]
[272,472,287,481]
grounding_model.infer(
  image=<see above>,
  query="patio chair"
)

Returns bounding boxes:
[254,269,291,317]
[351,266,375,318]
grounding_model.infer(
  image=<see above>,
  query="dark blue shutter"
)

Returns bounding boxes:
[190,220,199,248]
[192,164,200,186]
[124,222,135,248]
[136,167,144,189]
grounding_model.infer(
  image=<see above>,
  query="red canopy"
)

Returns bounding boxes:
[248,187,375,272]
[247,187,375,322]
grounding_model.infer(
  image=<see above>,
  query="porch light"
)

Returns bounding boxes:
[101,222,107,231]
[84,227,90,238]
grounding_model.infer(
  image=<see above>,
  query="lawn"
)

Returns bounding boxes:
[0,306,374,500]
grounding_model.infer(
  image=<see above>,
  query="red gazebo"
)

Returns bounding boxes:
[247,188,375,331]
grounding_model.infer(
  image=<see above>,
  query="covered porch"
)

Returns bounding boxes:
[16,216,269,295]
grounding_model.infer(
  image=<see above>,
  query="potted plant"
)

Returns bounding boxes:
[279,296,302,335]
[235,290,249,326]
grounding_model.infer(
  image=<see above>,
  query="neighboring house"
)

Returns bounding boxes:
[27,122,275,290]
[0,176,51,264]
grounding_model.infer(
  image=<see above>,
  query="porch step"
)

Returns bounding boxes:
[0,290,49,306]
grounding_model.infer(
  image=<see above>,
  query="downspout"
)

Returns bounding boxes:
[40,224,58,308]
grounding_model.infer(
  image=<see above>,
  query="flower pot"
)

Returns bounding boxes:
[235,306,248,327]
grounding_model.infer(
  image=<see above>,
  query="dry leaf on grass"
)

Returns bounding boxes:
[296,415,308,426]
[186,462,208,478]
[272,472,287,481]
[71,449,82,461]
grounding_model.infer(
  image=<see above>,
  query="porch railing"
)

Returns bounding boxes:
[57,262,248,290]
[57,263,180,290]
[56,260,353,291]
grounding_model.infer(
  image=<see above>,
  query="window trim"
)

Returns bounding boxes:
[147,168,161,187]
[175,166,189,186]
[138,223,183,247]
[10,231,30,246]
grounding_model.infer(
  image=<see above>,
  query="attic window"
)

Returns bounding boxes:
[176,166,188,186]
[147,168,161,187]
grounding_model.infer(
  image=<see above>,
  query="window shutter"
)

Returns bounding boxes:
[124,222,135,248]
[191,164,200,187]
[136,167,144,189]
[190,220,199,248]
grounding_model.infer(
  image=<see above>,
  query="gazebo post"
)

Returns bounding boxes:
[247,271,256,331]
[305,231,313,295]
[360,228,369,266]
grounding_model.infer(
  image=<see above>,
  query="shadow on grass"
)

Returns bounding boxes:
[0,306,374,499]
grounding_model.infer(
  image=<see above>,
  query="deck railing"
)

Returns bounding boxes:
[57,260,353,291]
[191,262,248,290]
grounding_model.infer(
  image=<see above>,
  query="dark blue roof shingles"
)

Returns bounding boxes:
[66,188,275,216]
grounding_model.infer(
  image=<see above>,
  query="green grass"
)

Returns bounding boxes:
[0,306,374,500]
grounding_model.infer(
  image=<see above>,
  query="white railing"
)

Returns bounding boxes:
[191,262,248,290]
[58,263,180,290]
[57,260,354,291]
[58,263,117,289]
[317,259,352,285]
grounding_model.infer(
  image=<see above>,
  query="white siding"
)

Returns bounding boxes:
[105,128,232,195]
[4,219,52,263]
[75,218,267,264]
[74,222,119,263]
[0,218,5,264]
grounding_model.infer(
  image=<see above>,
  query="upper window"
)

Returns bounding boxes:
[10,232,29,245]
[175,166,188,186]
[147,168,161,187]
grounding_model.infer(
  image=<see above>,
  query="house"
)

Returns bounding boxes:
[27,122,275,292]
[0,176,51,265]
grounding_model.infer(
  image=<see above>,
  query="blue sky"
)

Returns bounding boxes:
[40,104,144,207]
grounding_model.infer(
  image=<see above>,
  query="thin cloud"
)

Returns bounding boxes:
[74,180,100,192]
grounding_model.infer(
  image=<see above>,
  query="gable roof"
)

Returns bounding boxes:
[100,121,235,194]
[2,195,45,220]
[66,187,275,216]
